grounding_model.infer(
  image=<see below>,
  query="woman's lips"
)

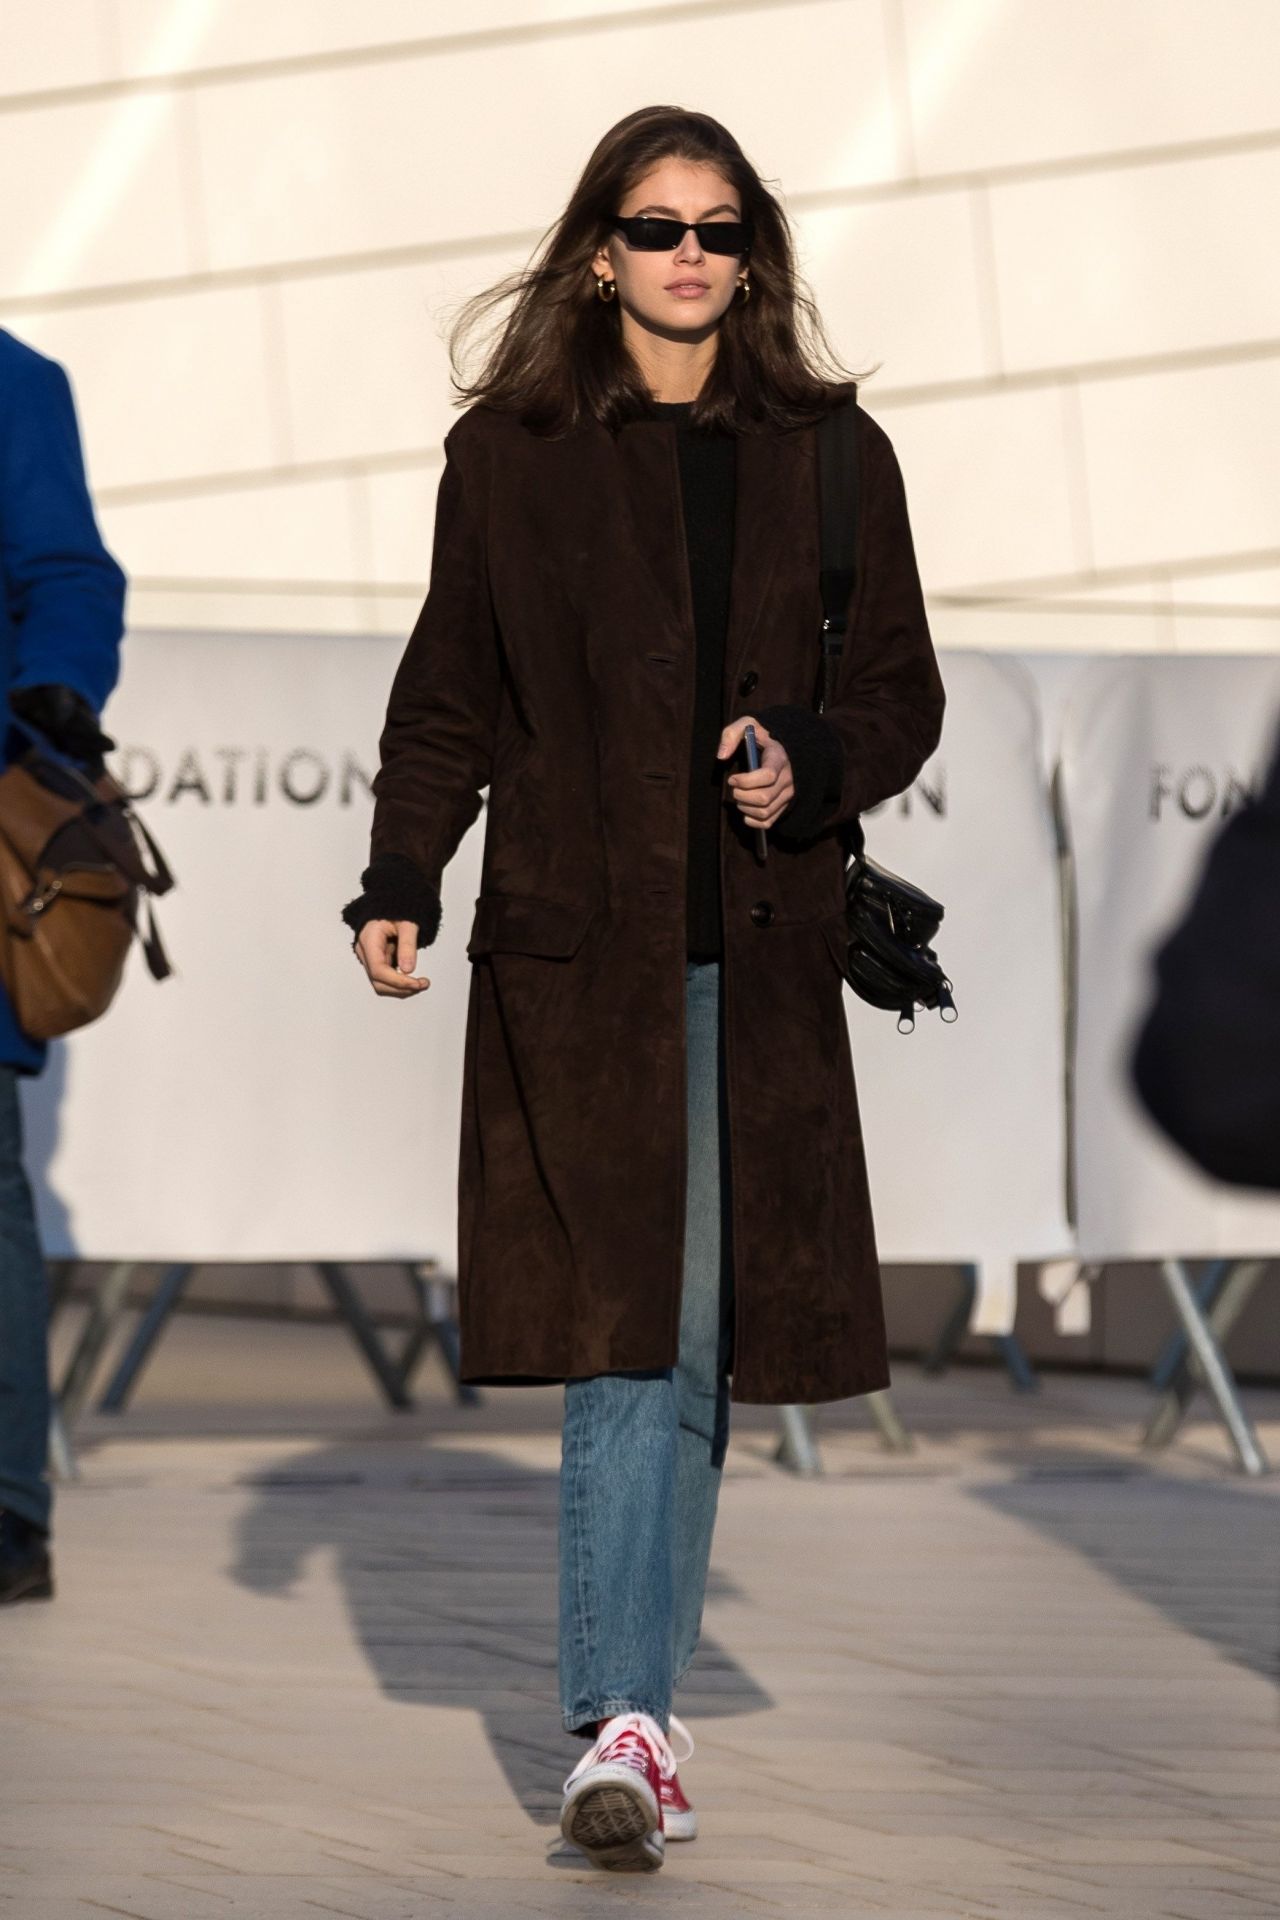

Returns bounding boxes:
[666,284,709,298]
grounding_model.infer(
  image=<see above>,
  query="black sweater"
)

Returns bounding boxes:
[653,398,735,959]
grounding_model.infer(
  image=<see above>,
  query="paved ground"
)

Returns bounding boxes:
[4,1315,1280,1917]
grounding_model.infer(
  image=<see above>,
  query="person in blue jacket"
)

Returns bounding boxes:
[0,328,125,1604]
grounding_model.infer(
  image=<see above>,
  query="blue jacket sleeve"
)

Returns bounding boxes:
[1,345,126,713]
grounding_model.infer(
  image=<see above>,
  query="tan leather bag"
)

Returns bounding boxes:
[0,737,174,1041]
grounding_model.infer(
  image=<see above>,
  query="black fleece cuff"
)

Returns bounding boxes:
[340,852,442,946]
[756,705,844,841]
[10,683,116,760]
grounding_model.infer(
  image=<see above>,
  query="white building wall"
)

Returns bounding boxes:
[1,0,1275,651]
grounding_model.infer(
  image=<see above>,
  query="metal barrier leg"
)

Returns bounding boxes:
[316,1262,413,1410]
[1147,1259,1269,1476]
[47,1259,82,1324]
[1149,1259,1229,1392]
[48,1405,78,1484]
[47,1262,82,1474]
[395,1266,481,1406]
[56,1262,136,1426]
[865,1388,914,1453]
[996,1331,1039,1393]
[774,1390,914,1470]
[394,1265,432,1388]
[922,1265,1038,1389]
[922,1267,977,1374]
[1144,1260,1260,1447]
[774,1405,823,1475]
[97,1264,195,1412]
[1143,1259,1268,1456]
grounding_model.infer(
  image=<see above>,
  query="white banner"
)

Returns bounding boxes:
[22,637,1072,1309]
[1061,654,1280,1259]
[846,652,1073,1331]
[22,629,484,1263]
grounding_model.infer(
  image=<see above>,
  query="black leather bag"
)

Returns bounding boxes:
[816,391,956,1033]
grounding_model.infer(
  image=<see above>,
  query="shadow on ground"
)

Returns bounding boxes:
[969,1452,1280,1684]
[230,1440,772,1827]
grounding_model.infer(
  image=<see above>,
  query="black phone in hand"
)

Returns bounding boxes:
[742,724,769,864]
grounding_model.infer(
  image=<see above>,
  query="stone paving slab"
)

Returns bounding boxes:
[3,1349,1279,1916]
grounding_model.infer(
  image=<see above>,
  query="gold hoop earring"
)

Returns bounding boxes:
[735,275,751,304]
[596,275,617,303]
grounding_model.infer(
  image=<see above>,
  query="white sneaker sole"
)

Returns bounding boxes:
[662,1803,697,1841]
[561,1769,664,1872]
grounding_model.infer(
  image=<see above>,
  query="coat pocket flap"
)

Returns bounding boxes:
[466,893,597,959]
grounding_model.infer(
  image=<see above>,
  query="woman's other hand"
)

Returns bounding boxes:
[717,716,795,831]
[354,919,430,997]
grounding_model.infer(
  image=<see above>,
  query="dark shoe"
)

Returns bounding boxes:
[0,1508,54,1604]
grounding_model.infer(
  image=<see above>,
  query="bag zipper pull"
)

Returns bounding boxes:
[24,876,64,916]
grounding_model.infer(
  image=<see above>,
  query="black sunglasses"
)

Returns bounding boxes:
[609,213,752,257]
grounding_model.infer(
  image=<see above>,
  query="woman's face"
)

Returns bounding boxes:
[591,158,748,341]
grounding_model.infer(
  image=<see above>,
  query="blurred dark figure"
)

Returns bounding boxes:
[1131,719,1280,1190]
[0,328,124,1603]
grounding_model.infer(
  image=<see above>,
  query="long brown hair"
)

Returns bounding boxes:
[446,106,874,438]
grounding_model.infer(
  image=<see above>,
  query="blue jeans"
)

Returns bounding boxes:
[559,959,734,1738]
[0,1064,51,1530]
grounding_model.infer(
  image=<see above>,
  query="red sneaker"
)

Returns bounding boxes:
[560,1712,674,1871]
[658,1713,697,1841]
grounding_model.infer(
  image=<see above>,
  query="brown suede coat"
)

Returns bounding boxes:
[365,395,945,1403]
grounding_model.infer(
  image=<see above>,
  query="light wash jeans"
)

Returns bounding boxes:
[559,959,734,1739]
[0,1064,52,1531]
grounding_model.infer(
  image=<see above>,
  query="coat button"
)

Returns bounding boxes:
[749,900,774,928]
[738,670,758,694]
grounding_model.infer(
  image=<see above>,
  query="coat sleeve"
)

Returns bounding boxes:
[1,347,126,713]
[341,425,501,946]
[757,411,946,841]
[1129,722,1280,1189]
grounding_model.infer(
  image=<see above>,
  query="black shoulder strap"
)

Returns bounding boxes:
[816,387,858,713]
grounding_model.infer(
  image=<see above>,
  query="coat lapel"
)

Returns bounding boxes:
[723,423,811,690]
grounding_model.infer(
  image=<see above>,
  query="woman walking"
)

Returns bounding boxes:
[342,105,944,1872]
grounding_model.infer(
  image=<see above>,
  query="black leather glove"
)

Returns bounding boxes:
[9,683,116,771]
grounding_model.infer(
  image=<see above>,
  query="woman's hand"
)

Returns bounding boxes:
[717,716,795,831]
[353,919,430,997]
